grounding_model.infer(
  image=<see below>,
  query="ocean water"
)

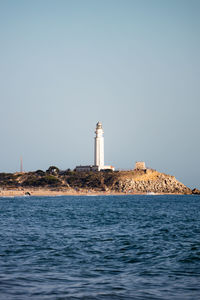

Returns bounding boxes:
[0,195,200,300]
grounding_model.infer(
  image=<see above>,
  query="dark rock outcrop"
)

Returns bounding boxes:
[192,188,200,195]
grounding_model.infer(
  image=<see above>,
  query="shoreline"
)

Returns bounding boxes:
[0,169,196,196]
[0,188,190,197]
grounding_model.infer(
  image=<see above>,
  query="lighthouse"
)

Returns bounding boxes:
[94,121,104,168]
[75,122,114,172]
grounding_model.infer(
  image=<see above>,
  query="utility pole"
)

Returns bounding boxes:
[20,157,23,173]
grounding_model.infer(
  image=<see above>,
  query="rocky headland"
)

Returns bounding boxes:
[0,166,198,196]
[113,169,193,194]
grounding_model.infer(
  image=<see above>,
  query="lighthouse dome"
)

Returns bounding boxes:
[96,121,102,129]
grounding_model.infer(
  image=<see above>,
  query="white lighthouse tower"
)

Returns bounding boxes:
[75,122,114,172]
[94,121,104,169]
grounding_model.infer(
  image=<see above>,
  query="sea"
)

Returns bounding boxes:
[0,195,200,300]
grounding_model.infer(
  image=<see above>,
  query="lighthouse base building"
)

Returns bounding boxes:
[75,122,114,172]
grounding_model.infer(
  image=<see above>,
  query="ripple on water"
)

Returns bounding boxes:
[0,195,200,299]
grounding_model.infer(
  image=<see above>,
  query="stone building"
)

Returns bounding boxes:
[134,161,146,171]
[75,165,98,172]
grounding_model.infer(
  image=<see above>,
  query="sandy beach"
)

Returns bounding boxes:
[0,188,182,197]
[0,188,130,197]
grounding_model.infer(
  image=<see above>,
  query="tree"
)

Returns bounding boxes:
[46,166,60,176]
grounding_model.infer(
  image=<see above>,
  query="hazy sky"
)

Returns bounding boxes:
[0,0,199,189]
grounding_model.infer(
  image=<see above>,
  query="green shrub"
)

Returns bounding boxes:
[46,166,60,175]
[22,175,61,187]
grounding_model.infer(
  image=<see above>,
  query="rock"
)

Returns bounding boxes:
[192,188,200,195]
[114,173,192,194]
[25,191,31,196]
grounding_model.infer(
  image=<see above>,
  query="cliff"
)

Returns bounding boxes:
[113,169,192,194]
[0,168,194,195]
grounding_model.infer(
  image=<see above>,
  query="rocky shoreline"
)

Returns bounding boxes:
[115,174,192,194]
[0,168,199,197]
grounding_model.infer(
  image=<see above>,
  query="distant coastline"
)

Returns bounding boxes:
[0,167,199,197]
[0,188,193,198]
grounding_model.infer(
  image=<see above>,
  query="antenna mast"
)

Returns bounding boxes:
[20,157,23,173]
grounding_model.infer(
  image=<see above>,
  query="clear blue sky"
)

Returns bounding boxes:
[0,0,199,189]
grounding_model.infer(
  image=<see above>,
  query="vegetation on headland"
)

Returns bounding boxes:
[0,166,199,195]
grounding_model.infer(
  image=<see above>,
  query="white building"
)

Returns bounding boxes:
[94,121,114,171]
[75,122,114,172]
[94,122,104,168]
